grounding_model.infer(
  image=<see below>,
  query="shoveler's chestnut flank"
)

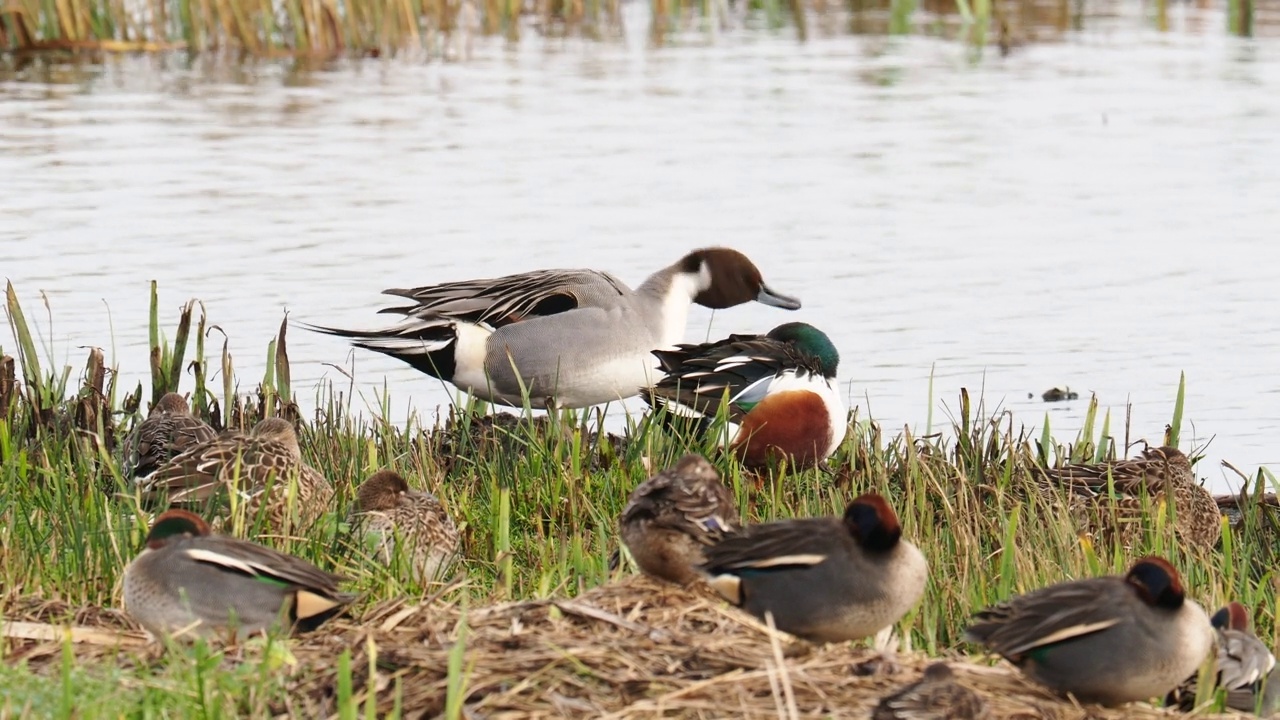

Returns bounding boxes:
[644,322,845,471]
[1038,445,1221,550]
[620,453,741,586]
[307,247,800,410]
[964,556,1214,707]
[700,493,927,643]
[123,509,354,639]
[349,470,461,583]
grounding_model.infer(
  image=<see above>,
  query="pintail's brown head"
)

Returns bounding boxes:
[678,248,801,311]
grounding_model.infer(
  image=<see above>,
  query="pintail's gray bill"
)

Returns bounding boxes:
[756,285,802,310]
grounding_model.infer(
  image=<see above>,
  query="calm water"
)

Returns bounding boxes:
[3,3,1278,492]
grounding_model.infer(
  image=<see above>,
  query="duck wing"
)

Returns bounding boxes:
[700,517,845,573]
[647,335,820,421]
[964,578,1127,660]
[381,269,631,329]
[181,535,350,595]
[138,433,296,503]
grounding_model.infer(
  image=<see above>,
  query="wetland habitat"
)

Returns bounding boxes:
[5,1,1280,717]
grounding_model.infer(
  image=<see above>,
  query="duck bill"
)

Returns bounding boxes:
[756,285,802,310]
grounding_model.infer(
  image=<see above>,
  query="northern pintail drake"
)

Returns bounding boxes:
[348,470,461,583]
[643,322,845,471]
[138,417,334,532]
[307,248,801,409]
[964,556,1214,706]
[122,392,216,479]
[700,493,927,643]
[123,509,354,640]
[619,453,742,586]
[1037,445,1221,550]
[873,663,992,720]
[1167,601,1279,713]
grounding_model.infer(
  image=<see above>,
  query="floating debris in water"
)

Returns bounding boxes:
[1033,387,1079,403]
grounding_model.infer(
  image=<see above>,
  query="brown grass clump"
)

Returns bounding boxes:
[2,576,1253,718]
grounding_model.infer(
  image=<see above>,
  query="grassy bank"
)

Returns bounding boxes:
[0,0,1265,61]
[2,282,1279,716]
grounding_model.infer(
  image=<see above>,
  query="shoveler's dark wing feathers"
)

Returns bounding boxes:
[647,334,823,420]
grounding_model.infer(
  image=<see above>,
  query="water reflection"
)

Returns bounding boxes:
[3,4,1280,492]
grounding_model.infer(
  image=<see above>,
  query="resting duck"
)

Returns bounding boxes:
[873,663,991,720]
[619,453,741,586]
[123,509,354,639]
[1036,444,1221,551]
[644,321,845,471]
[308,247,801,409]
[964,556,1214,706]
[121,392,216,479]
[348,470,461,583]
[1166,601,1279,713]
[137,417,333,532]
[699,493,927,643]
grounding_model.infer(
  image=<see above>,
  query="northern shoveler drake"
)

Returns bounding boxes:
[137,417,333,532]
[873,663,992,720]
[121,392,216,479]
[1167,601,1279,713]
[643,321,845,471]
[123,509,354,640]
[1037,444,1221,551]
[964,556,1214,707]
[348,470,461,583]
[700,493,927,643]
[619,453,742,586]
[305,247,801,410]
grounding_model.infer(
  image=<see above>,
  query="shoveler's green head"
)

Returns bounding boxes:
[767,322,839,378]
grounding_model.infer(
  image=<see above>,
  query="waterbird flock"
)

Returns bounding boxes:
[113,246,1266,715]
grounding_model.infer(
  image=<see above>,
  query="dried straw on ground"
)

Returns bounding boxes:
[1,576,1254,718]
